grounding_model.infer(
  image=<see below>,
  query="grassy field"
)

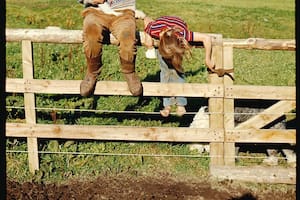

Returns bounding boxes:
[6,0,295,183]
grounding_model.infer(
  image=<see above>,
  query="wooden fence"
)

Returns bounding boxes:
[5,28,296,184]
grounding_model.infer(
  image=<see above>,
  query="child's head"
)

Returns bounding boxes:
[158,27,191,73]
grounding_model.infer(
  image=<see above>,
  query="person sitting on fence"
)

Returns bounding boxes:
[135,12,215,117]
[78,0,143,97]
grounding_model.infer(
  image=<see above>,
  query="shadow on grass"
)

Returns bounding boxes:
[230,193,257,200]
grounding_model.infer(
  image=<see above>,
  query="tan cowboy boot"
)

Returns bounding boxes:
[80,56,102,97]
[120,58,143,96]
[123,72,143,96]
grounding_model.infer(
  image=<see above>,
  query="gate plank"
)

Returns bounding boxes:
[235,100,295,129]
[210,165,296,184]
[22,40,39,173]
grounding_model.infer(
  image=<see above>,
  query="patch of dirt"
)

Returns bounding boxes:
[6,175,296,200]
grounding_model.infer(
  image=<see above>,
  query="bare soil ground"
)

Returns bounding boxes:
[7,174,296,200]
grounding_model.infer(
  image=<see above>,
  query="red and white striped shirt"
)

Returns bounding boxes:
[144,16,194,41]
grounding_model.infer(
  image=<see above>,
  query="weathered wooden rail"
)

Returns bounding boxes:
[5,28,296,184]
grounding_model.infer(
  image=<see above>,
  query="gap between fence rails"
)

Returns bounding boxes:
[6,150,286,160]
[5,106,296,116]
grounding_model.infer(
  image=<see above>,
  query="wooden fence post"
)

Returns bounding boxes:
[22,40,39,173]
[223,46,235,166]
[209,34,224,166]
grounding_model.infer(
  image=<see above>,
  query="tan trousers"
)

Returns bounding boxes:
[82,8,137,74]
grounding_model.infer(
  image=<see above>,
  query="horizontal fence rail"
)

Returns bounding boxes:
[6,78,295,99]
[6,123,224,142]
[5,28,296,184]
[5,123,295,143]
[6,27,296,50]
[6,79,224,97]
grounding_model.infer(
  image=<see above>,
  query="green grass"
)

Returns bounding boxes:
[6,0,295,38]
[6,0,296,183]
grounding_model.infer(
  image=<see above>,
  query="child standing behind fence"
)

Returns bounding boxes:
[136,11,215,117]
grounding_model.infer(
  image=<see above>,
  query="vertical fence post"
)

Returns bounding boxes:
[223,46,235,166]
[209,34,224,166]
[22,40,39,173]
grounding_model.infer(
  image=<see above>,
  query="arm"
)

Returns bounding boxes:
[141,16,155,48]
[193,32,234,80]
[135,13,155,48]
[193,32,214,70]
[140,32,154,48]
[137,14,156,58]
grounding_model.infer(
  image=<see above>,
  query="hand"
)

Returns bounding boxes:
[205,59,215,71]
[135,9,146,19]
[79,0,105,5]
[92,0,105,3]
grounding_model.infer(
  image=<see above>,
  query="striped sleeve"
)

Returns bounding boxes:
[144,16,194,41]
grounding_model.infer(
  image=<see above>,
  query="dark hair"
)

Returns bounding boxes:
[158,27,191,73]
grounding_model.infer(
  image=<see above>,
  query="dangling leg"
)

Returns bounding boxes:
[80,10,104,97]
[80,55,102,97]
[157,51,173,117]
[172,72,187,116]
[111,10,143,96]
[159,52,187,117]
